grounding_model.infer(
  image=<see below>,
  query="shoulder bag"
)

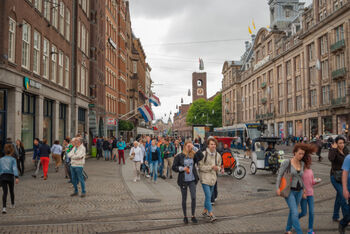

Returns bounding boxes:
[279,160,292,198]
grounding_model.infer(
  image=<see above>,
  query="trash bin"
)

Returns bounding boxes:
[91,146,97,158]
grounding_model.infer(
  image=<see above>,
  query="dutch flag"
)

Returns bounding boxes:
[149,95,161,107]
[138,105,154,123]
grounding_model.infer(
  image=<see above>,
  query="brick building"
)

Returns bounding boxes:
[0,0,90,151]
[222,0,350,139]
[173,104,192,137]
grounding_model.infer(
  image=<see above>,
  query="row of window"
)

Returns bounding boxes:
[78,20,89,56]
[106,68,117,90]
[106,93,117,114]
[9,18,70,88]
[77,63,88,96]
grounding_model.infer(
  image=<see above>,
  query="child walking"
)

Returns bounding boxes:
[298,157,321,234]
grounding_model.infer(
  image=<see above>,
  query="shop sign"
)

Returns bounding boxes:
[108,38,117,49]
[107,118,116,125]
[24,77,42,90]
[254,55,270,71]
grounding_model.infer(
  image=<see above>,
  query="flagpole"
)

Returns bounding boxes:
[119,104,147,120]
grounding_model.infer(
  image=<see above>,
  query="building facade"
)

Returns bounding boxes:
[0,0,90,151]
[173,104,192,137]
[222,0,350,139]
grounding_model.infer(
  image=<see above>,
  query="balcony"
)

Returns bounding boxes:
[261,98,267,104]
[330,39,345,53]
[332,67,347,80]
[256,112,274,120]
[261,82,267,89]
[331,96,346,106]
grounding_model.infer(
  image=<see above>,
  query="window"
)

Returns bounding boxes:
[43,39,49,78]
[287,80,292,94]
[268,70,273,84]
[269,86,273,99]
[286,60,291,76]
[77,64,80,93]
[44,0,51,21]
[295,76,301,92]
[335,25,344,42]
[321,60,329,79]
[51,45,57,82]
[335,53,345,69]
[58,51,63,85]
[80,64,87,95]
[65,56,69,88]
[320,35,328,55]
[310,90,317,107]
[8,18,16,63]
[278,100,284,114]
[287,98,293,113]
[277,65,282,80]
[21,21,31,69]
[59,2,65,35]
[78,21,81,48]
[278,83,283,96]
[270,103,274,113]
[133,61,137,73]
[294,56,301,73]
[86,30,89,56]
[33,31,41,74]
[308,43,315,61]
[34,0,42,12]
[52,0,58,28]
[81,24,86,53]
[65,8,70,41]
[22,93,36,150]
[322,85,330,104]
[337,80,346,98]
[296,95,302,111]
[82,0,87,13]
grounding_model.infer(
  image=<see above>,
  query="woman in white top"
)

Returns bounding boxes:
[130,141,143,182]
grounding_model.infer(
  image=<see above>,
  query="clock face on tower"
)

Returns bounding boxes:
[197,80,202,87]
[197,88,204,96]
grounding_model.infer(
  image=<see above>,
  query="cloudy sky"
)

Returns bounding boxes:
[128,0,313,122]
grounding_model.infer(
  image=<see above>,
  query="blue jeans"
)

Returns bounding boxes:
[299,196,314,230]
[150,161,158,181]
[285,190,303,234]
[330,175,349,220]
[104,150,110,160]
[202,184,214,213]
[70,166,86,194]
[158,158,164,175]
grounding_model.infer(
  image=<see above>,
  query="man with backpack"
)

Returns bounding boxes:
[161,138,175,179]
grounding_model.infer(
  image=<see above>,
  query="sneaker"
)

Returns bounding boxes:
[191,217,198,224]
[339,223,345,234]
[169,175,173,179]
[161,176,166,180]
[146,174,150,178]
[209,215,217,222]
[307,230,314,234]
[9,203,15,209]
[70,193,78,197]
[333,218,340,222]
[153,180,157,184]
[2,208,6,214]
[44,176,47,180]
[201,212,210,218]
[80,194,86,198]
[211,202,215,206]
[32,175,36,178]
[183,217,188,224]
[133,179,137,182]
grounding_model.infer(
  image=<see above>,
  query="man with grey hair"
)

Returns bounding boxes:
[68,137,86,197]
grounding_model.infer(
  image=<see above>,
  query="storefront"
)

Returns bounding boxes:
[107,118,117,137]
[21,93,36,150]
[322,116,333,135]
[309,118,318,138]
[295,120,303,137]
[287,121,293,137]
[59,103,67,143]
[43,99,53,145]
[337,115,349,136]
[78,108,86,134]
[278,122,284,138]
[0,90,7,155]
[269,123,275,137]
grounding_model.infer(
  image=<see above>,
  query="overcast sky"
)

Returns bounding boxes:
[129,0,313,122]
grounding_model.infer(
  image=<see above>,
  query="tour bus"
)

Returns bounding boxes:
[214,123,262,148]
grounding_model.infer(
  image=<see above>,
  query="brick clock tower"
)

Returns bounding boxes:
[192,72,207,102]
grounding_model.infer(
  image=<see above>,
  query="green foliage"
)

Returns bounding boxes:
[186,94,222,127]
[118,120,134,131]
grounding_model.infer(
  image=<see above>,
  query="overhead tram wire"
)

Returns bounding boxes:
[143,38,249,47]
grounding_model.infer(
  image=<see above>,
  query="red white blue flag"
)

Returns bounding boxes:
[149,95,161,107]
[138,105,154,123]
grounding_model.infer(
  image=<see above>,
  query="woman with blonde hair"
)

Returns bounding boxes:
[129,141,143,182]
[172,140,203,224]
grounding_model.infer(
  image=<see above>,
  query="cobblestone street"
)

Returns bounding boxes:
[0,150,344,233]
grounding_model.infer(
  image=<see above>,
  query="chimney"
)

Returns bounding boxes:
[251,34,256,42]
[245,41,250,50]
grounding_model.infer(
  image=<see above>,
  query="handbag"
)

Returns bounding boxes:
[279,160,292,198]
[334,170,342,183]
[129,152,135,161]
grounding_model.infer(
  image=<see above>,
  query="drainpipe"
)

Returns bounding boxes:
[70,0,77,137]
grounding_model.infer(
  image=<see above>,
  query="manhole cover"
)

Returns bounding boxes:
[138,199,161,203]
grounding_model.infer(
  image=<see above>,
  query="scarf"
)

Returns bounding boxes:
[151,145,157,152]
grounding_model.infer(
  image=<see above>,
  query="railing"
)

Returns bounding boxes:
[261,82,267,89]
[332,67,347,80]
[331,96,346,105]
[330,39,345,52]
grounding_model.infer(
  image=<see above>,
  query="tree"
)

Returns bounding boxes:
[119,120,134,131]
[186,94,222,127]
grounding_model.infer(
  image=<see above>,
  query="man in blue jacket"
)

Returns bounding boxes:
[161,138,175,179]
[146,140,161,184]
[32,138,41,178]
